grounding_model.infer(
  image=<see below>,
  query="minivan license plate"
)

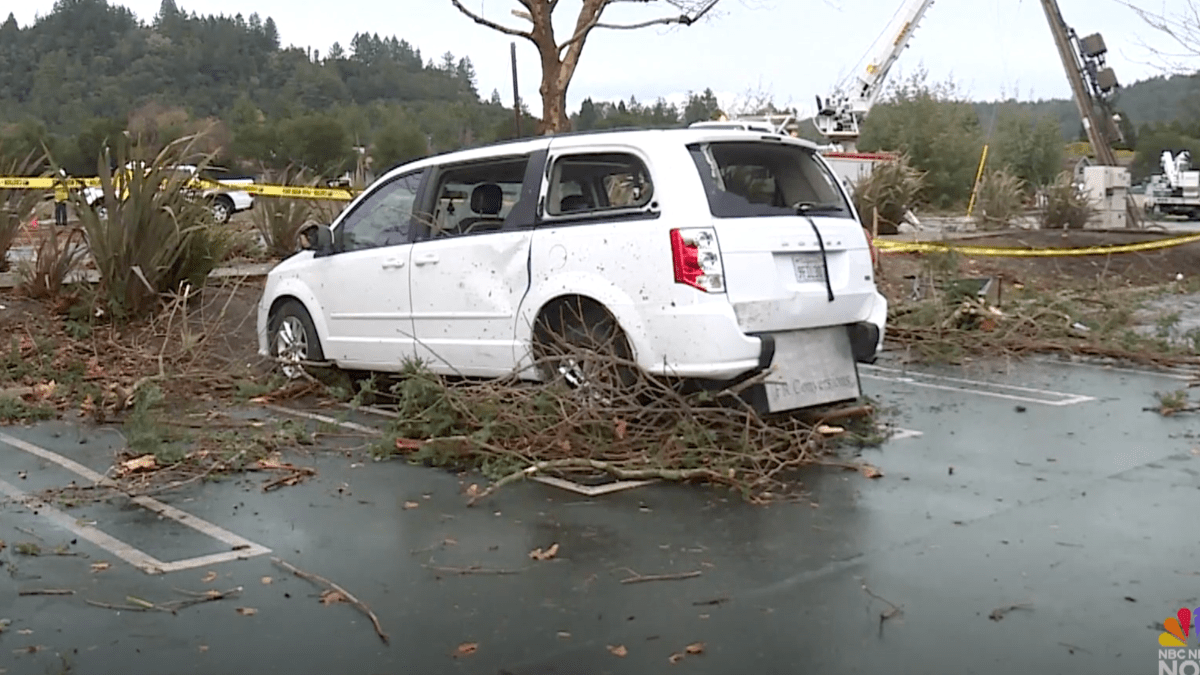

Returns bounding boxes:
[792,253,826,283]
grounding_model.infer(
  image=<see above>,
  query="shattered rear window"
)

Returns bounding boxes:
[687,141,852,219]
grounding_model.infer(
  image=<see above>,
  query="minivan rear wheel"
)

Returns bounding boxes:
[532,299,638,401]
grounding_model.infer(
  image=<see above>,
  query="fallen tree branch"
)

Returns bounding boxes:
[468,459,726,507]
[271,557,389,645]
[18,589,75,596]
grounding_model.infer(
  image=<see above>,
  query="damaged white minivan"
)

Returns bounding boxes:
[256,127,887,414]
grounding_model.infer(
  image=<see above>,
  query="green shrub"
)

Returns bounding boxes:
[850,153,926,234]
[973,168,1026,229]
[0,147,46,273]
[249,166,327,258]
[74,133,233,319]
[1040,171,1093,230]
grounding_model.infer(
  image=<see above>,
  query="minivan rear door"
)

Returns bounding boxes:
[686,139,878,335]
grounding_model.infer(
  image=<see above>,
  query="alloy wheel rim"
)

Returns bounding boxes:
[275,316,308,378]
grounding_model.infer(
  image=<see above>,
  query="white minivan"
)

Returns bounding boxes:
[256,127,887,414]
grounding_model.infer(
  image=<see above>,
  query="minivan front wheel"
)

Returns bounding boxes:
[268,299,324,379]
[532,299,638,401]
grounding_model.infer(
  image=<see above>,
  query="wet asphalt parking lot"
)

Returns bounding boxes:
[1,353,1199,675]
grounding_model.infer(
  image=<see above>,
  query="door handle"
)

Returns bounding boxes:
[414,254,439,266]
[382,258,406,269]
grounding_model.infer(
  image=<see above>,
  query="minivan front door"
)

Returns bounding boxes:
[317,170,425,370]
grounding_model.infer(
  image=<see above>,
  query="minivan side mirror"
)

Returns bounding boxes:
[300,224,334,256]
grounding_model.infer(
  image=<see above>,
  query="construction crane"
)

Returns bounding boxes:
[1039,0,1142,228]
[813,0,936,152]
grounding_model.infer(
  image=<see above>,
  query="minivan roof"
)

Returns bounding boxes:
[379,127,821,183]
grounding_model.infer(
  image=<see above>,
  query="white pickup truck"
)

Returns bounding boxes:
[83,164,255,224]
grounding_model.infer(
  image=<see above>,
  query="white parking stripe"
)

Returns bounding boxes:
[1045,358,1198,381]
[0,477,168,574]
[264,404,382,435]
[860,365,1095,406]
[0,431,271,574]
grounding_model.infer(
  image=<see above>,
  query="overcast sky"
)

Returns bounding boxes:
[10,0,1183,117]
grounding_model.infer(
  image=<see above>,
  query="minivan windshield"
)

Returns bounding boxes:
[687,141,852,219]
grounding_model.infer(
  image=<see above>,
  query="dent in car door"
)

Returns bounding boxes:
[316,170,426,370]
[408,152,545,377]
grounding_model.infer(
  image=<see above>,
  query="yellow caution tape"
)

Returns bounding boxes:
[0,175,360,202]
[876,233,1200,257]
[191,178,359,201]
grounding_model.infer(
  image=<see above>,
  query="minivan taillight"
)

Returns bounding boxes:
[670,228,725,293]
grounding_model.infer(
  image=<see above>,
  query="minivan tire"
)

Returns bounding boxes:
[269,299,324,379]
[532,299,639,398]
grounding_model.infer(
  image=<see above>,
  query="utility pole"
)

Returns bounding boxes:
[1039,0,1141,228]
[1039,0,1116,166]
[510,42,522,138]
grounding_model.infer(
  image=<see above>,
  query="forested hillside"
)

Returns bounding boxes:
[0,0,1196,185]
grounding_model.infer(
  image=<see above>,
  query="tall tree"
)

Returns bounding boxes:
[448,0,722,134]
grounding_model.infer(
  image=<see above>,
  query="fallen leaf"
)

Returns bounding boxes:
[90,561,110,573]
[859,464,884,479]
[607,644,628,657]
[17,629,32,635]
[403,501,420,510]
[816,424,845,435]
[529,543,559,561]
[319,590,347,605]
[466,484,480,498]
[119,455,156,475]
[260,576,273,585]
[669,652,685,664]
[0,540,5,551]
[235,607,257,616]
[249,395,271,404]
[556,631,571,639]
[454,642,478,657]
[31,381,57,400]
[685,642,705,654]
[201,571,217,583]
[1192,447,1200,456]
[614,418,627,440]
[198,645,209,653]
[558,439,571,452]
[394,438,424,452]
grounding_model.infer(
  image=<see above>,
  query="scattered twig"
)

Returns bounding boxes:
[861,583,904,623]
[271,557,389,645]
[618,568,703,585]
[989,603,1033,621]
[139,449,247,497]
[18,589,74,596]
[14,527,43,541]
[692,597,730,606]
[423,563,529,576]
[1058,641,1092,655]
[86,599,151,612]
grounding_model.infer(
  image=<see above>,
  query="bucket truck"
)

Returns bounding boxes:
[812,0,936,153]
[1147,151,1200,219]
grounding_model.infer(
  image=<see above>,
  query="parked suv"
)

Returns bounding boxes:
[257,128,887,413]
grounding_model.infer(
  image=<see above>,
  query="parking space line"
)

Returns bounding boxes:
[0,477,168,574]
[264,404,382,435]
[1044,358,1198,381]
[0,431,271,575]
[860,365,1095,406]
[888,428,924,441]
